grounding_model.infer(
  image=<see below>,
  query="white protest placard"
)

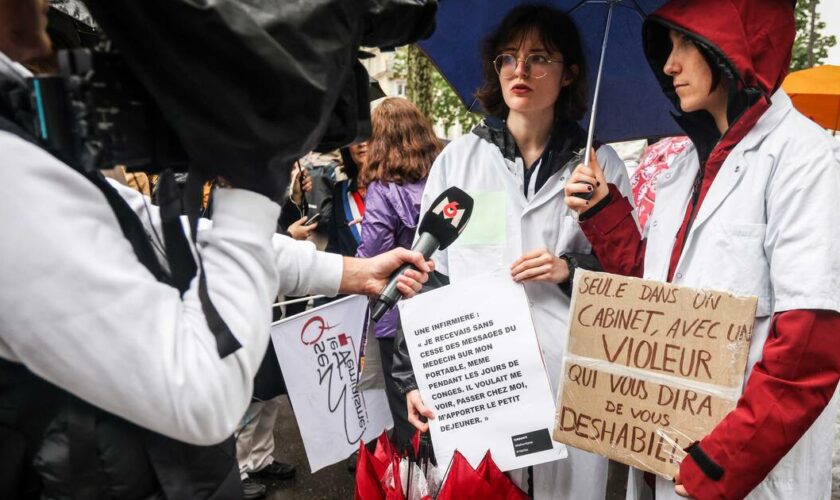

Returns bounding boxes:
[398,272,565,472]
[270,295,393,472]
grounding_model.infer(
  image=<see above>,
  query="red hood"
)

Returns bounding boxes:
[642,1,796,286]
[641,0,796,167]
[644,0,795,99]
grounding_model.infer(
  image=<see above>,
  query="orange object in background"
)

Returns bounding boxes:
[782,65,840,135]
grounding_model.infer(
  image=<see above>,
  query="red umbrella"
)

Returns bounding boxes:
[410,430,422,458]
[383,455,406,500]
[355,441,386,500]
[436,451,496,500]
[373,432,397,479]
[357,431,410,500]
[476,452,528,500]
[357,430,441,500]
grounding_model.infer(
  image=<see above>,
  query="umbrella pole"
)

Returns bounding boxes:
[583,0,619,168]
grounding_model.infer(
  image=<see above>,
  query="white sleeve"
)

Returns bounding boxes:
[110,178,162,229]
[110,179,342,298]
[0,133,278,445]
[598,144,639,227]
[271,234,343,297]
[597,144,635,205]
[108,179,170,266]
[765,128,840,313]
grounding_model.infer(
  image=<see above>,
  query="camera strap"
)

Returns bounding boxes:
[156,169,197,295]
[158,167,242,359]
[90,173,171,282]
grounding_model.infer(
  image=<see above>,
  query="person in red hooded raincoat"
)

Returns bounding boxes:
[564,0,840,499]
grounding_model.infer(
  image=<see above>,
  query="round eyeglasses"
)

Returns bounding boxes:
[493,53,563,79]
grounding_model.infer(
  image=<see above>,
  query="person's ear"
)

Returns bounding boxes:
[562,64,580,88]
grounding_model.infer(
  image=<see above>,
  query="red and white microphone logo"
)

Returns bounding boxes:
[432,197,465,227]
[442,201,459,218]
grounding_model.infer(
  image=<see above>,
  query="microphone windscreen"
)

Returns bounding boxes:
[418,187,474,250]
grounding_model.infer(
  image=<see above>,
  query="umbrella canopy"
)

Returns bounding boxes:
[418,0,682,143]
[782,65,840,133]
[356,442,386,500]
[436,452,496,500]
[475,451,528,500]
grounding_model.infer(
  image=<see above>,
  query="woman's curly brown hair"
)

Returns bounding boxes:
[364,98,442,185]
[475,4,588,122]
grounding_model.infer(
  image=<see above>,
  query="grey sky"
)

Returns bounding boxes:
[817,0,840,65]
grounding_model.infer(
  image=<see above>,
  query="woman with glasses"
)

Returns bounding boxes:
[393,4,634,499]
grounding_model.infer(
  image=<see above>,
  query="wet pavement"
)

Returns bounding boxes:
[262,396,355,499]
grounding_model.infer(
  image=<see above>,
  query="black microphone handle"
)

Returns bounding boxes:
[370,233,440,322]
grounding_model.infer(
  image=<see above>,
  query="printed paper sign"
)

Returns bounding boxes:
[553,270,756,478]
[271,295,392,472]
[399,272,565,472]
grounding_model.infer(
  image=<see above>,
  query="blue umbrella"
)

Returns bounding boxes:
[418,0,681,146]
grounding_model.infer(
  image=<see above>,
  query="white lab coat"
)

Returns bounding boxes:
[626,90,840,500]
[420,130,633,500]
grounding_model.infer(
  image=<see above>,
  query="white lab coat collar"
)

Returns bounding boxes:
[494,146,567,217]
[0,50,34,81]
[674,90,795,255]
[522,153,583,218]
[730,88,794,156]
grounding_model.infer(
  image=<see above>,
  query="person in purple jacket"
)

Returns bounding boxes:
[356,97,442,447]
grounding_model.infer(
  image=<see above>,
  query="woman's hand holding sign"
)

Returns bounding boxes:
[406,389,435,432]
[511,249,570,284]
[674,470,694,498]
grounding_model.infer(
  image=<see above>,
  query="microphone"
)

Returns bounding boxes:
[370,187,474,322]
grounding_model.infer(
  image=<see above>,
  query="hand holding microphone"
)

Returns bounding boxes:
[370,187,474,322]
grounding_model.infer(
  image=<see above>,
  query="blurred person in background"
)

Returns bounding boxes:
[356,98,442,448]
[329,142,369,258]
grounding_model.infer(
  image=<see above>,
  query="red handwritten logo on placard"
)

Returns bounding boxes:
[300,316,335,345]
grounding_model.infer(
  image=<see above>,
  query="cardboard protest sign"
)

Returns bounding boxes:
[271,295,392,472]
[553,270,756,479]
[399,272,565,472]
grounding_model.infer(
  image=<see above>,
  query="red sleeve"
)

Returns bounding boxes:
[578,183,645,278]
[681,309,840,499]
